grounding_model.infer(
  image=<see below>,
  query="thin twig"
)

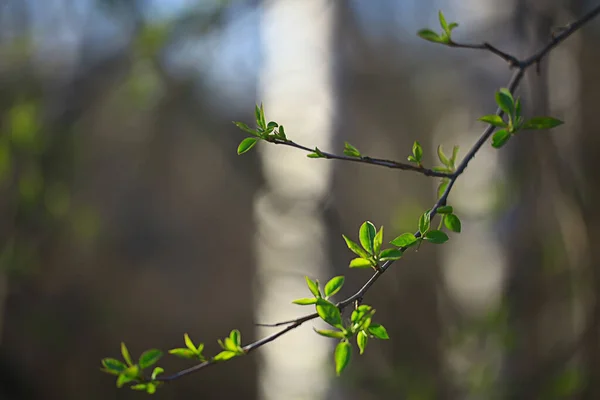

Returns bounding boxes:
[271,139,453,178]
[153,4,600,384]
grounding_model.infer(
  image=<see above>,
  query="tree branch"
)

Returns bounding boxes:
[151,3,600,384]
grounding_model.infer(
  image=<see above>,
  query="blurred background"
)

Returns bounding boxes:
[0,0,599,399]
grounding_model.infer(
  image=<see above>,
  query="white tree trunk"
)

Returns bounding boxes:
[255,1,336,399]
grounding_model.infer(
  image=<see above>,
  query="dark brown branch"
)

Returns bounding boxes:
[151,3,600,384]
[270,139,453,178]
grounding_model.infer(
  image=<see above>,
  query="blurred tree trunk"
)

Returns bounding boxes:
[255,1,338,399]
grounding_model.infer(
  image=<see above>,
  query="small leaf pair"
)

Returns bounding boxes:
[292,275,345,305]
[234,104,287,155]
[214,329,245,361]
[479,88,563,149]
[343,222,403,270]
[417,10,459,44]
[169,333,206,361]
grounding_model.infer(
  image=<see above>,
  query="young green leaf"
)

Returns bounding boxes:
[343,142,361,158]
[424,230,449,244]
[267,121,278,129]
[168,348,197,359]
[151,367,164,380]
[307,147,326,158]
[448,22,459,31]
[444,213,462,233]
[314,329,345,339]
[357,330,368,355]
[117,365,140,388]
[417,29,443,43]
[438,178,450,198]
[138,349,163,370]
[451,145,460,164]
[342,235,371,259]
[184,333,196,352]
[101,358,127,375]
[390,233,417,248]
[373,226,383,256]
[379,248,403,261]
[492,129,511,148]
[121,343,133,367]
[522,117,564,130]
[277,125,287,140]
[237,138,258,155]
[438,10,449,35]
[233,121,260,137]
[335,341,352,376]
[213,351,237,361]
[305,276,321,297]
[324,276,345,298]
[230,329,241,347]
[437,145,451,167]
[495,89,515,119]
[359,221,377,254]
[412,141,423,162]
[292,297,318,305]
[419,212,431,234]
[316,298,343,329]
[349,257,374,268]
[478,115,507,128]
[436,205,453,214]
[368,324,390,339]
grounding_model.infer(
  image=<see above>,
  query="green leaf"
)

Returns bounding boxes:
[121,342,133,367]
[117,365,140,388]
[417,29,443,43]
[138,349,163,370]
[324,276,345,298]
[335,341,352,376]
[101,358,127,375]
[515,98,522,119]
[351,305,373,324]
[478,115,507,128]
[359,221,377,254]
[437,205,453,214]
[314,329,345,339]
[407,155,418,163]
[419,212,431,234]
[230,329,241,347]
[292,297,318,305]
[307,147,326,158]
[424,230,449,244]
[316,298,343,329]
[368,324,390,339]
[448,22,459,31]
[342,235,370,259]
[305,276,321,297]
[379,248,403,261]
[495,89,515,119]
[437,145,451,167]
[349,257,374,268]
[267,121,278,129]
[390,233,418,248]
[412,141,423,162]
[131,383,148,391]
[438,10,449,34]
[522,117,564,130]
[492,129,511,148]
[343,142,361,158]
[184,333,196,352]
[255,104,266,129]
[451,145,459,164]
[373,226,383,256]
[213,351,237,361]
[357,331,368,355]
[151,367,164,380]
[168,348,197,359]
[277,125,287,140]
[438,178,450,198]
[233,121,260,137]
[444,214,462,233]
[237,137,258,155]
